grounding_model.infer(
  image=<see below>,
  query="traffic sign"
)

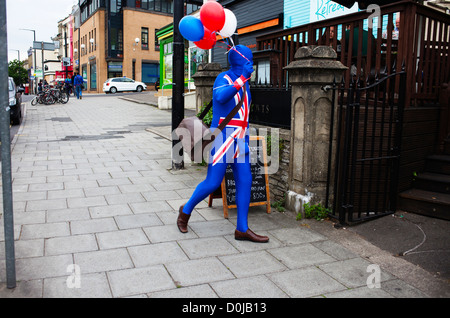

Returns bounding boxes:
[62,57,70,67]
[32,41,56,51]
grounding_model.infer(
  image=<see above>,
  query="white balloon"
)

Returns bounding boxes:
[218,9,237,38]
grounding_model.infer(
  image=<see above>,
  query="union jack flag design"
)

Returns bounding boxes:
[212,74,250,166]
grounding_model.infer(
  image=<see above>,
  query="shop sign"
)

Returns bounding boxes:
[310,0,358,22]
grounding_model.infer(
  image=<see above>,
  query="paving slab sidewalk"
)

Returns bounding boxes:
[0,93,448,298]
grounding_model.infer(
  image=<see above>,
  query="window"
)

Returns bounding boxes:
[82,65,88,90]
[111,29,117,50]
[110,28,123,51]
[154,28,160,51]
[141,27,149,50]
[118,29,123,50]
[111,0,122,14]
[81,0,101,23]
[142,62,159,84]
[108,62,123,78]
[90,61,97,90]
[186,4,201,15]
[136,0,173,13]
[256,60,270,85]
[164,42,173,55]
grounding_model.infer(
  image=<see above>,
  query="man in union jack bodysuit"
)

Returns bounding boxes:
[177,44,269,243]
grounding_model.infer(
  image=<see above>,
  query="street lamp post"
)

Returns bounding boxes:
[9,49,20,61]
[171,0,205,170]
[1,0,16,289]
[20,28,37,94]
[172,0,185,170]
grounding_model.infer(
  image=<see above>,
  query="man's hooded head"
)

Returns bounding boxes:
[228,45,253,69]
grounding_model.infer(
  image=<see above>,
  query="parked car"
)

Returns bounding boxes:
[8,77,24,125]
[103,77,147,94]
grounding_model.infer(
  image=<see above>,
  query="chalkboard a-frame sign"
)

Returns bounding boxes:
[208,136,271,218]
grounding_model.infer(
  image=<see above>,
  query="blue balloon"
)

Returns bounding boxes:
[179,16,204,42]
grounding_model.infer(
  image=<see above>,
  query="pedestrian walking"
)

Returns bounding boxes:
[71,75,76,96]
[74,73,84,99]
[64,76,72,96]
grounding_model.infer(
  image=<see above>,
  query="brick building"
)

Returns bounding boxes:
[73,0,173,93]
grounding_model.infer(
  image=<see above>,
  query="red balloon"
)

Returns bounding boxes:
[194,27,217,50]
[200,1,226,32]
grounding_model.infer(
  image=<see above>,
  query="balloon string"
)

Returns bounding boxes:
[213,76,250,91]
[216,34,251,64]
[210,33,252,91]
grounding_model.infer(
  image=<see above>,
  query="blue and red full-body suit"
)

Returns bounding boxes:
[177,45,268,242]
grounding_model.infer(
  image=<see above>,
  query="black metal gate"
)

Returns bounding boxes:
[326,69,407,225]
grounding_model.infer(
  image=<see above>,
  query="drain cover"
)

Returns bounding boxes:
[48,117,73,122]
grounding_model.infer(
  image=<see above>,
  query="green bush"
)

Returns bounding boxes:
[297,202,331,221]
[197,101,213,127]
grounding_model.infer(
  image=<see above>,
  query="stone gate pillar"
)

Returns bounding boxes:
[192,63,222,113]
[284,46,347,215]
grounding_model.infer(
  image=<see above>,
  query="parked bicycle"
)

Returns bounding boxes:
[31,84,69,105]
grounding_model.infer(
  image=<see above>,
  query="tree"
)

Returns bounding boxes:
[8,59,28,86]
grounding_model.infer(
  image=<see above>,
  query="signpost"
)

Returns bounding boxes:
[1,0,16,289]
[33,41,56,83]
[171,1,214,170]
[172,0,185,170]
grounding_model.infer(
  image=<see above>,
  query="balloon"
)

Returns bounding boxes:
[194,27,217,50]
[200,1,226,32]
[179,16,204,42]
[218,9,237,38]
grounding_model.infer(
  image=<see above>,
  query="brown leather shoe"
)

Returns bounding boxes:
[177,205,190,233]
[235,229,269,243]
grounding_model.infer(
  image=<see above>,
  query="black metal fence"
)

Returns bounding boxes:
[326,68,407,225]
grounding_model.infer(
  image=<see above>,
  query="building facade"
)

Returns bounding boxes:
[54,15,75,82]
[26,47,61,86]
[211,0,285,70]
[73,0,173,93]
[155,2,205,90]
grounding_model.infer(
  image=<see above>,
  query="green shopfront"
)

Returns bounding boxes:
[156,22,211,91]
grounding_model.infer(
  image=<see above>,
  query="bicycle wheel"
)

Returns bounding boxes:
[44,94,56,105]
[60,92,69,104]
[31,96,38,106]
[52,90,60,103]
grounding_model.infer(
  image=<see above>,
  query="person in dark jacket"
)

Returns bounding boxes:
[64,77,72,96]
[74,73,84,99]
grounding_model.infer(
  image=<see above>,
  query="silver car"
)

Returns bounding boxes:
[8,77,24,125]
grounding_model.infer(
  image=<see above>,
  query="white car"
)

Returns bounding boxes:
[103,77,147,94]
